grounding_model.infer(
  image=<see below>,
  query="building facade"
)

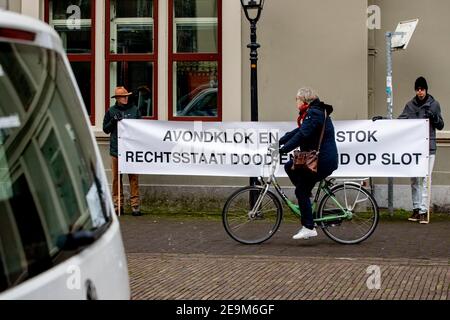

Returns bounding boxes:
[2,0,449,211]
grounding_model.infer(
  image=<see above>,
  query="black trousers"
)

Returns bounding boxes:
[284,160,321,229]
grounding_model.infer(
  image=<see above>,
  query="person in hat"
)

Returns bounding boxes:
[103,86,142,216]
[399,77,444,224]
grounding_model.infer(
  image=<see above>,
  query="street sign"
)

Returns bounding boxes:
[391,19,419,50]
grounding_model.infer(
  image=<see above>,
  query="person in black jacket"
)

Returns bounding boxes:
[103,86,142,216]
[279,87,339,240]
[399,77,444,224]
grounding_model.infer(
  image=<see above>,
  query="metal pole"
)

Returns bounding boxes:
[386,32,394,215]
[118,167,121,217]
[249,21,260,122]
[427,172,431,223]
[249,20,260,188]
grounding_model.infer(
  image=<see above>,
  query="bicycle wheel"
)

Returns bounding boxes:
[318,184,379,244]
[222,186,283,244]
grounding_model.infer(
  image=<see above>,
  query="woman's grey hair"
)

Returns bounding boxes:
[297,87,318,104]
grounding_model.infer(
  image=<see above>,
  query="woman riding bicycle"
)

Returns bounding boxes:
[279,87,338,240]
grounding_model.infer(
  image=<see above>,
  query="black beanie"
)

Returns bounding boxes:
[415,77,428,91]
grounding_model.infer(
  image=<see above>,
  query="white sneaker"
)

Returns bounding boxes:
[292,227,318,240]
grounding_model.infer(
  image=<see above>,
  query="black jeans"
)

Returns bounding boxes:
[284,160,321,230]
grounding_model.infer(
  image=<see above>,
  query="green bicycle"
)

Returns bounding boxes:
[222,148,379,245]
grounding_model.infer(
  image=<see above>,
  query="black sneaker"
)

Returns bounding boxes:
[419,214,429,224]
[132,209,142,216]
[408,209,420,222]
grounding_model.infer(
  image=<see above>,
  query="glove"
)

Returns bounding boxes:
[424,110,436,121]
[113,113,124,122]
[372,116,385,122]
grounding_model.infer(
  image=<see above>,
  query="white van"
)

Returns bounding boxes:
[0,10,130,299]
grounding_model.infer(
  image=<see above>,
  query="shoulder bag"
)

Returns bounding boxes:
[291,111,328,174]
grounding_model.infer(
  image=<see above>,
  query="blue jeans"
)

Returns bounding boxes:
[284,160,320,230]
[411,155,435,214]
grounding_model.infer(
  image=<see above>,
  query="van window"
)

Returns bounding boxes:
[0,41,111,293]
[0,42,36,110]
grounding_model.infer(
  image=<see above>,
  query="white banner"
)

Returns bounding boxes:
[118,120,429,178]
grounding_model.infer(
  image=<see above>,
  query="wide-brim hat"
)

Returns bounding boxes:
[111,86,132,98]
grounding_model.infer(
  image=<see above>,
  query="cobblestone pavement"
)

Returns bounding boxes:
[128,253,449,300]
[120,216,450,300]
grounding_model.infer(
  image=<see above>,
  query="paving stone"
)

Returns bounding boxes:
[120,216,450,300]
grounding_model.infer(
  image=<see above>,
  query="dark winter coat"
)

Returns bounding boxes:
[103,103,141,157]
[279,99,339,178]
[398,94,444,155]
